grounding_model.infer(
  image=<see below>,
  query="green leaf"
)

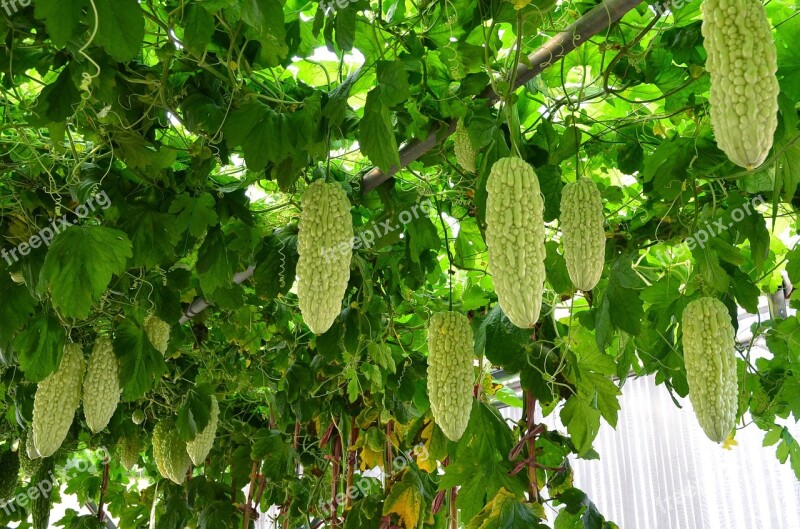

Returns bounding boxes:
[118,207,181,268]
[94,0,145,62]
[605,256,644,336]
[196,227,235,296]
[241,0,288,66]
[560,394,601,456]
[538,165,563,223]
[359,90,401,171]
[731,269,760,314]
[545,241,572,294]
[223,101,296,168]
[115,316,167,401]
[39,226,132,319]
[34,0,82,46]
[367,342,396,373]
[253,226,299,300]
[32,67,81,124]
[480,305,531,373]
[13,314,67,382]
[197,501,239,529]
[0,272,36,350]
[440,402,525,524]
[183,4,216,55]
[252,430,296,481]
[176,389,212,442]
[691,243,730,293]
[377,60,410,107]
[787,246,800,285]
[453,217,487,270]
[736,208,770,271]
[169,193,219,238]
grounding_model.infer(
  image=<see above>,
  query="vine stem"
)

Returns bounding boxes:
[331,431,343,529]
[345,417,359,510]
[525,391,539,503]
[97,458,109,522]
[243,461,258,529]
[361,0,645,193]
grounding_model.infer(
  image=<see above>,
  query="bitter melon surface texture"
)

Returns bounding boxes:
[0,449,19,500]
[427,312,475,441]
[82,337,121,433]
[560,178,606,291]
[701,0,779,169]
[144,314,171,354]
[454,119,477,173]
[152,418,192,484]
[485,157,546,328]
[296,180,354,334]
[32,344,85,458]
[681,297,738,443]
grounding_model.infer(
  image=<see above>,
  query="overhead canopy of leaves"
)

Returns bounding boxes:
[0,0,798,528]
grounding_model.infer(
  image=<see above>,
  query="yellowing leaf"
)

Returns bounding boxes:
[511,0,532,9]
[382,471,426,529]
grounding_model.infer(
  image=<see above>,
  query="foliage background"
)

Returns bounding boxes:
[0,0,798,527]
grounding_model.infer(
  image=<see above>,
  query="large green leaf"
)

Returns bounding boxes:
[115,316,167,401]
[12,313,67,382]
[39,226,132,319]
[94,0,145,62]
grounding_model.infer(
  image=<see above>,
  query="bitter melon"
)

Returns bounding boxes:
[0,449,19,499]
[32,344,84,458]
[427,312,475,441]
[82,337,121,433]
[296,180,354,334]
[560,178,606,291]
[485,157,546,328]
[152,418,192,484]
[681,297,738,443]
[144,314,171,355]
[454,119,477,173]
[701,0,779,169]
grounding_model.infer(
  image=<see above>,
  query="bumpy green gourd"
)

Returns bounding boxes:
[0,449,20,500]
[82,337,121,433]
[296,180,354,334]
[152,419,192,484]
[30,457,54,529]
[118,434,142,471]
[701,0,779,169]
[427,312,475,441]
[20,434,42,476]
[560,178,606,291]
[453,119,477,173]
[32,344,84,458]
[681,297,738,443]
[186,396,219,466]
[132,409,146,425]
[144,314,171,354]
[485,157,546,328]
